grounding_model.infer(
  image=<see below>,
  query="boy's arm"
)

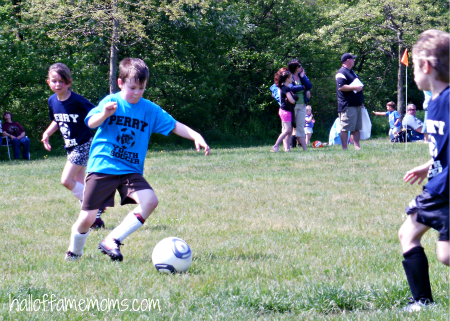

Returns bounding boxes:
[403,159,433,185]
[372,111,385,116]
[41,121,59,151]
[87,102,117,128]
[172,122,210,156]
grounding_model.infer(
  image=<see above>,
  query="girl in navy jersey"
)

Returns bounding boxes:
[41,63,105,228]
[271,68,298,152]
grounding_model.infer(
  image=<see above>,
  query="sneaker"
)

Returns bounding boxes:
[90,209,106,229]
[65,251,81,261]
[98,238,124,261]
[403,298,435,312]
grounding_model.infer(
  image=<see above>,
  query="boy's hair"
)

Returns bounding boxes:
[48,63,72,84]
[413,29,449,83]
[386,101,396,108]
[119,58,149,85]
[287,59,301,74]
[274,67,290,88]
[306,105,312,111]
[3,111,11,119]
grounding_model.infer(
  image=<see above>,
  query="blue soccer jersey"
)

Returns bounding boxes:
[86,92,176,175]
[425,86,449,200]
[48,92,95,150]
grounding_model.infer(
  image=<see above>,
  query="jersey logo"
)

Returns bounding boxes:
[116,128,136,149]
[59,122,71,139]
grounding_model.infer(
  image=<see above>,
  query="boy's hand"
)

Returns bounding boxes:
[195,139,210,156]
[103,102,117,117]
[403,161,433,185]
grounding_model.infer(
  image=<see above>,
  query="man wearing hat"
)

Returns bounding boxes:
[335,53,364,150]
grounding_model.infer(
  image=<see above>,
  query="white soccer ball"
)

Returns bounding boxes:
[151,237,192,273]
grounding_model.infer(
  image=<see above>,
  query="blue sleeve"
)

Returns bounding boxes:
[85,95,116,127]
[299,74,312,90]
[151,107,176,136]
[289,83,305,93]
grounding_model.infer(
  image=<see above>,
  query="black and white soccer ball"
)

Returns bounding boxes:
[151,237,192,273]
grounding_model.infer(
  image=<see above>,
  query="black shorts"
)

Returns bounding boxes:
[405,188,449,241]
[82,172,152,211]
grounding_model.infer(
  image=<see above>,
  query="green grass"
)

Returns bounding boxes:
[0,138,448,320]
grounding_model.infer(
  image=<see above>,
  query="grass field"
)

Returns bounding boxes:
[0,138,448,320]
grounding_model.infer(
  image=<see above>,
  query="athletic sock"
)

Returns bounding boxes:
[68,224,90,256]
[96,209,105,219]
[402,246,434,302]
[71,182,84,201]
[106,212,145,243]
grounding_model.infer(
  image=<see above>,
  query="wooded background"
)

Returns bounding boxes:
[0,0,448,150]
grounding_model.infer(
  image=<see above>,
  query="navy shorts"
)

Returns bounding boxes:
[82,172,152,211]
[405,188,449,241]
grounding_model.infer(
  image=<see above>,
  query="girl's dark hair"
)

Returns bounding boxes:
[274,67,290,88]
[287,59,301,73]
[48,63,72,84]
[119,58,149,85]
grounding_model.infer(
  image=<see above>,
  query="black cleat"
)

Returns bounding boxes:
[65,251,82,261]
[91,217,105,229]
[98,238,124,261]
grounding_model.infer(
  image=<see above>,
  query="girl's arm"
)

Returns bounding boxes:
[172,122,210,156]
[403,159,433,185]
[305,115,313,123]
[41,121,59,151]
[286,92,296,104]
[87,102,117,128]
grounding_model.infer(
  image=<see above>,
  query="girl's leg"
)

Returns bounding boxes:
[398,213,434,303]
[436,241,449,266]
[273,122,292,152]
[306,133,312,145]
[61,161,86,201]
[297,136,307,151]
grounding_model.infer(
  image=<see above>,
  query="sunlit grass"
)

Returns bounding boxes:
[0,138,448,320]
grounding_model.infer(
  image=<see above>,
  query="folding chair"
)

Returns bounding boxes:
[1,136,11,160]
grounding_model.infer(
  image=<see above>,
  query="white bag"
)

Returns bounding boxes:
[360,108,372,140]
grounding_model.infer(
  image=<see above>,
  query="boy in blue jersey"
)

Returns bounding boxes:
[398,30,449,312]
[65,58,210,261]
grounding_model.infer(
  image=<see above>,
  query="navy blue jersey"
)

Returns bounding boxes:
[48,92,95,150]
[425,86,449,200]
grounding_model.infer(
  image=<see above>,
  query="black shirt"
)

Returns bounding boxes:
[335,66,364,112]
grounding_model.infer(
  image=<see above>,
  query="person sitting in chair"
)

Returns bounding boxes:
[403,104,424,141]
[2,111,30,159]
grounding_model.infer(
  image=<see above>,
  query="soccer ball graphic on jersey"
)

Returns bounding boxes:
[59,122,71,139]
[116,128,136,149]
[312,140,323,148]
[151,237,192,273]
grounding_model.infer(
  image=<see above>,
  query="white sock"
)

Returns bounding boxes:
[68,224,90,255]
[107,212,144,243]
[71,182,84,201]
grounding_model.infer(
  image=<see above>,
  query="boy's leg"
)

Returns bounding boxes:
[20,137,30,159]
[399,213,433,303]
[66,209,98,259]
[436,241,449,266]
[100,187,158,261]
[10,138,20,159]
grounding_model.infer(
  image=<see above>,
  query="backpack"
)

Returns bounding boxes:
[391,129,412,143]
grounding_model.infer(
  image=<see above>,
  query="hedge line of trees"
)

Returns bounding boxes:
[0,0,448,151]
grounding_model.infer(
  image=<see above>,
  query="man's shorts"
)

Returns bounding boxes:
[67,138,92,166]
[81,172,153,211]
[339,106,362,132]
[405,188,449,241]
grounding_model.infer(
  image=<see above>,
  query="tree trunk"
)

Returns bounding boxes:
[109,0,119,94]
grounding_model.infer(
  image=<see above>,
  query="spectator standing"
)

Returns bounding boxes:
[335,53,364,150]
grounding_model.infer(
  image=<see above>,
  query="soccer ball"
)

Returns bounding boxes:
[151,237,192,273]
[312,140,323,148]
